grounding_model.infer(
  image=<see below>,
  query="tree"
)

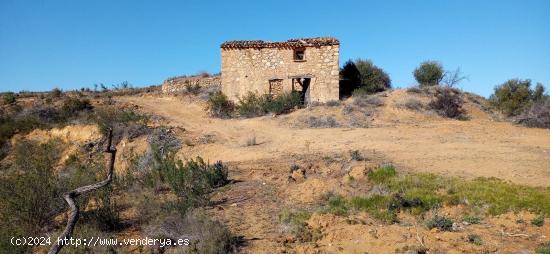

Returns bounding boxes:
[49,129,117,254]
[341,59,391,95]
[2,92,16,104]
[490,79,537,116]
[533,82,545,101]
[442,68,468,87]
[414,61,444,87]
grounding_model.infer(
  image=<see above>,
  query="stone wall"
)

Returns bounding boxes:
[161,75,221,94]
[221,44,339,103]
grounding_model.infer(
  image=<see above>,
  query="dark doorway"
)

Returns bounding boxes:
[292,77,311,105]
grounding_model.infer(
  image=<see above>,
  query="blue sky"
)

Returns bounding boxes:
[1,0,549,97]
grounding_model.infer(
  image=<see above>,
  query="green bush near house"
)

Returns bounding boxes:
[414,61,444,87]
[236,91,302,117]
[206,91,235,118]
[341,59,391,95]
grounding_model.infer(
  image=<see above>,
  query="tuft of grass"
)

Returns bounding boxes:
[323,193,349,216]
[467,234,483,245]
[245,135,257,146]
[350,150,364,161]
[367,165,396,184]
[536,241,550,254]
[278,209,321,242]
[305,115,340,128]
[531,215,545,227]
[426,215,454,231]
[462,215,482,224]
[351,195,397,223]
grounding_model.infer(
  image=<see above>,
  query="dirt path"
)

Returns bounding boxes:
[118,94,550,187]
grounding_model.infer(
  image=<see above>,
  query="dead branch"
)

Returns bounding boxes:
[48,129,117,254]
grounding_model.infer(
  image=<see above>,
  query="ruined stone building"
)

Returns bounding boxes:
[220,37,340,104]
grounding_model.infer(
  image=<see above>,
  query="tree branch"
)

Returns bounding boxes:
[48,129,117,254]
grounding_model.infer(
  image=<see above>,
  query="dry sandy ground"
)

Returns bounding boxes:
[113,91,550,253]
[118,90,550,187]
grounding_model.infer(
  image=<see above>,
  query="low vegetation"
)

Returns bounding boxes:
[207,91,303,118]
[320,164,549,227]
[490,79,545,116]
[517,97,550,128]
[278,209,321,242]
[206,91,235,118]
[428,87,467,119]
[235,91,302,117]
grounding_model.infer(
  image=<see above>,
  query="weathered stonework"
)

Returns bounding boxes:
[221,37,340,103]
[161,75,221,94]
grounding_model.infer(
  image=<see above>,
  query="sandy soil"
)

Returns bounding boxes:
[111,90,550,253]
[118,90,550,187]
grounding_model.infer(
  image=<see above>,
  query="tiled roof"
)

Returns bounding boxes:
[220,37,339,49]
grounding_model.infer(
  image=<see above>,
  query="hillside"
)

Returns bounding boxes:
[1,88,549,254]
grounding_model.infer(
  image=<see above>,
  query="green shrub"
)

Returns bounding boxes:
[263,91,302,114]
[82,187,122,231]
[206,160,230,188]
[61,97,93,115]
[93,106,149,134]
[462,215,482,224]
[50,87,63,98]
[490,79,543,116]
[426,215,454,231]
[151,149,230,215]
[0,140,64,253]
[236,92,266,117]
[531,215,545,227]
[467,234,483,245]
[368,164,396,184]
[350,150,363,161]
[351,195,398,223]
[145,210,238,254]
[536,241,550,254]
[184,81,202,95]
[414,61,444,87]
[278,209,320,242]
[206,91,234,118]
[2,92,16,104]
[323,193,349,216]
[236,91,302,117]
[342,59,391,94]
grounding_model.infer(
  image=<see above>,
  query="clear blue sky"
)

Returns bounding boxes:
[1,0,549,97]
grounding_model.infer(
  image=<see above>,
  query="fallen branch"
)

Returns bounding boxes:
[48,129,117,254]
[500,230,530,238]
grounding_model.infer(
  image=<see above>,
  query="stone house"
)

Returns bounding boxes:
[220,37,340,104]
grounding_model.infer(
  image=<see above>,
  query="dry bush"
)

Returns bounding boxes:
[402,98,424,111]
[325,100,341,107]
[406,86,423,94]
[342,105,354,114]
[145,210,238,253]
[244,134,257,146]
[428,87,467,119]
[517,98,550,129]
[353,95,384,107]
[206,91,234,118]
[305,115,340,128]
